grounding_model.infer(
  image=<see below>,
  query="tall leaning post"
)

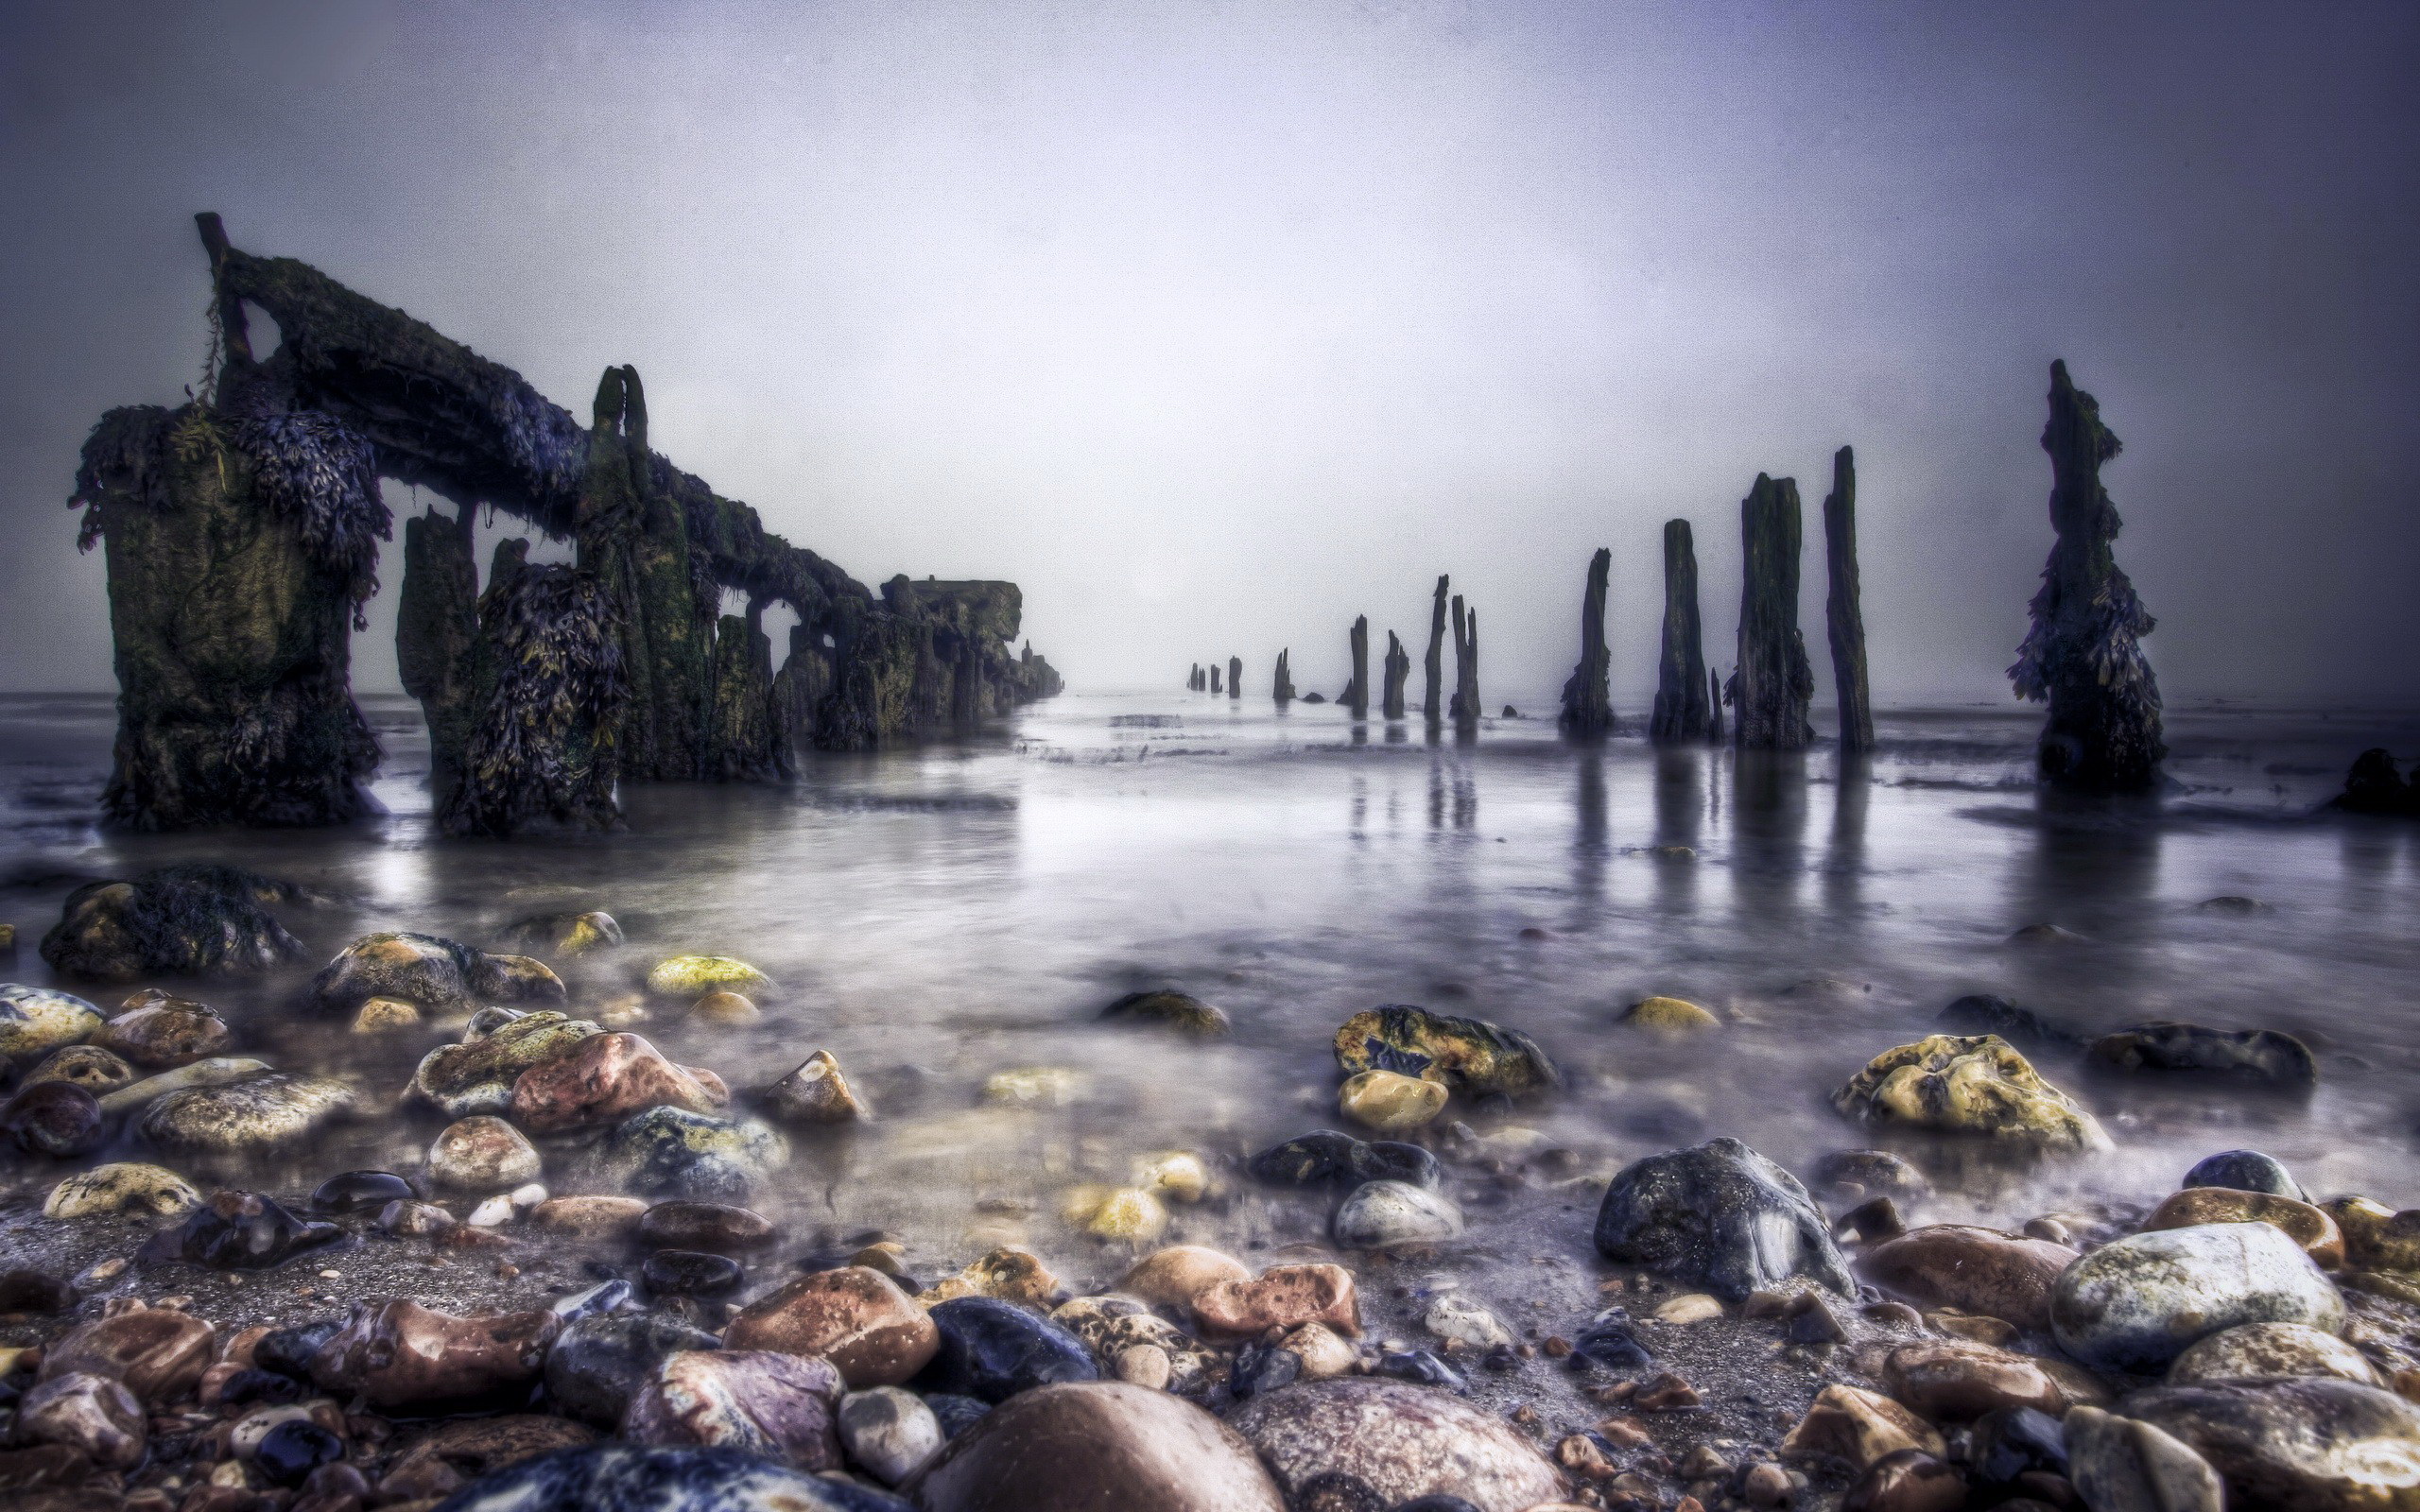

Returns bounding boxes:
[1824,446,1874,755]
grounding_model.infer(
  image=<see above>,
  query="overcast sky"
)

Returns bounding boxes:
[4,0,2415,706]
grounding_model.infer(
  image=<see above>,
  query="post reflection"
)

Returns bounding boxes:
[1729,748,1808,929]
[1651,747,1705,917]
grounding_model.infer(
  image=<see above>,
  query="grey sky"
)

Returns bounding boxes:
[4,0,2415,706]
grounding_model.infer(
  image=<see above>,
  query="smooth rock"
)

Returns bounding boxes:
[1119,1246,1252,1312]
[1061,1184,1167,1240]
[310,1169,414,1214]
[639,1199,775,1254]
[510,1031,727,1133]
[16,1372,143,1469]
[36,867,308,982]
[1247,1130,1439,1191]
[1856,1225,2078,1333]
[44,1160,202,1219]
[255,1418,343,1486]
[95,994,232,1068]
[1334,1179,1463,1249]
[2062,1404,2223,1512]
[1051,1294,1218,1392]
[2089,1022,2318,1085]
[723,1267,940,1387]
[1285,1322,1358,1380]
[623,1349,842,1469]
[2124,1378,2420,1510]
[2168,1319,2383,1386]
[643,1250,744,1297]
[95,1056,268,1115]
[2144,1187,2344,1268]
[838,1385,942,1486]
[532,1194,649,1240]
[1593,1137,1854,1301]
[410,1010,601,1117]
[137,1072,356,1156]
[1937,995,2080,1049]
[2183,1149,2307,1202]
[2050,1221,2348,1371]
[427,1442,910,1512]
[352,996,423,1032]
[1331,1004,1557,1098]
[309,1299,560,1406]
[1424,1295,1512,1349]
[136,1189,341,1268]
[1098,989,1231,1037]
[1132,1149,1210,1201]
[311,932,564,1015]
[1842,1450,1967,1512]
[764,1049,868,1125]
[917,1246,1062,1307]
[2328,1196,2420,1271]
[498,910,624,957]
[1782,1383,1947,1472]
[430,1115,544,1194]
[1337,1069,1448,1133]
[1810,1148,1932,1200]
[543,1313,721,1428]
[1832,1035,2110,1151]
[918,1297,1098,1402]
[1622,996,1720,1033]
[23,1043,134,1093]
[1226,1376,1567,1512]
[646,955,772,998]
[381,1196,461,1237]
[911,1381,1286,1511]
[0,985,103,1058]
[39,1301,215,1402]
[0,1080,103,1157]
[602,1107,787,1201]
[1881,1337,2066,1420]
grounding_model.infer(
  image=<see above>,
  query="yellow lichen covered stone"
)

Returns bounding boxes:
[351,997,422,1033]
[1832,1034,2110,1151]
[1132,1150,1210,1202]
[1338,1068,1449,1132]
[645,955,771,998]
[1063,1185,1168,1241]
[1622,996,1721,1034]
[918,1246,1061,1307]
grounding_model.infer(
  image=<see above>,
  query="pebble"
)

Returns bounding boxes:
[2049,1220,2346,1371]
[687,989,760,1024]
[16,1371,144,1468]
[307,1299,559,1406]
[838,1385,942,1486]
[2124,1378,2420,1509]
[1621,995,1721,1033]
[916,1382,1284,1512]
[1284,1322,1358,1379]
[917,1246,1060,1306]
[1132,1149,1210,1201]
[135,1190,341,1269]
[1881,1337,2066,1419]
[95,1056,269,1115]
[350,996,422,1032]
[2168,1319,2383,1386]
[642,1249,744,1297]
[1119,1245,1251,1311]
[639,1199,776,1253]
[602,1105,788,1202]
[95,994,233,1068]
[428,1114,543,1193]
[2087,1022,2318,1085]
[981,1065,1085,1106]
[2061,1404,2223,1512]
[24,1043,135,1092]
[44,1160,202,1219]
[1424,1293,1513,1349]
[423,1441,908,1512]
[723,1266,940,1387]
[307,1169,413,1214]
[1331,1003,1558,1098]
[253,1418,342,1486]
[0,985,105,1057]
[764,1049,869,1124]
[645,954,773,998]
[1841,1449,1967,1512]
[2183,1148,2307,1201]
[409,1010,599,1117]
[0,1080,104,1157]
[40,1300,216,1402]
[1781,1383,1946,1472]
[508,1030,728,1133]
[1830,1034,2110,1151]
[1594,1138,1854,1301]
[1334,1178,1463,1248]
[623,1349,843,1469]
[531,1194,650,1239]
[542,1313,722,1428]
[1653,1293,1723,1324]
[1855,1225,2078,1333]
[2328,1196,2420,1270]
[1227,1376,1566,1510]
[1247,1129,1440,1190]
[2143,1187,2344,1268]
[1338,1068,1448,1132]
[1810,1148,1931,1200]
[1062,1184,1168,1240]
[136,1072,358,1156]
[1115,1342,1174,1388]
[1193,1263,1361,1340]
[1936,994,2080,1049]
[311,931,564,1015]
[920,1296,1099,1402]
[1098,989,1233,1036]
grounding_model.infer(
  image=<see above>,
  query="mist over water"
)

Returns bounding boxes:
[6,691,2419,1279]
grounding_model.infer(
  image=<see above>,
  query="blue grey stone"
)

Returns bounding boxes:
[603,1107,787,1202]
[2183,1149,2307,1203]
[918,1297,1098,1403]
[1593,1137,1853,1302]
[436,1443,909,1511]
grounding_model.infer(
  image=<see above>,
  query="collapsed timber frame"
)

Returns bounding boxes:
[69,215,1059,835]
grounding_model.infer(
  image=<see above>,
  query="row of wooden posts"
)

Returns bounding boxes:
[1186,446,1873,751]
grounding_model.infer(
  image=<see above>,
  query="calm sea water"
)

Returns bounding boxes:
[3,688,2419,1276]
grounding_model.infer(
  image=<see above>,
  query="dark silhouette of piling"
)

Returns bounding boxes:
[1650,520,1710,742]
[1381,631,1409,718]
[1823,446,1874,754]
[1731,473,1815,750]
[1423,576,1447,729]
[1559,547,1614,737]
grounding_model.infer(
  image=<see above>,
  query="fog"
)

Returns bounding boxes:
[4,0,2415,707]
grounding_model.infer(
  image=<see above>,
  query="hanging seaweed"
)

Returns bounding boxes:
[221,395,392,623]
[442,564,629,837]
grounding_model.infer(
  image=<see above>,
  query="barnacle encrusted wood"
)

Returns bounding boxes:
[67,214,1061,832]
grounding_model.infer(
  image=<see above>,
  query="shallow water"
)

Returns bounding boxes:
[4,688,2420,1285]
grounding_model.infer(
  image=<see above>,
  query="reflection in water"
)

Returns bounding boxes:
[1571,751,1607,912]
[1730,749,1808,931]
[1824,753,1872,931]
[1651,747,1705,918]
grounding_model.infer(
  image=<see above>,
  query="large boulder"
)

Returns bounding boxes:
[910,1382,1284,1511]
[430,1443,910,1511]
[38,866,310,983]
[2050,1222,2347,1372]
[1594,1137,1853,1301]
[2088,1022,2318,1086]
[311,931,564,1016]
[1225,1376,1567,1512]
[1831,1034,2110,1151]
[1332,1005,1557,1098]
[2125,1378,2420,1511]
[1856,1225,2079,1333]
